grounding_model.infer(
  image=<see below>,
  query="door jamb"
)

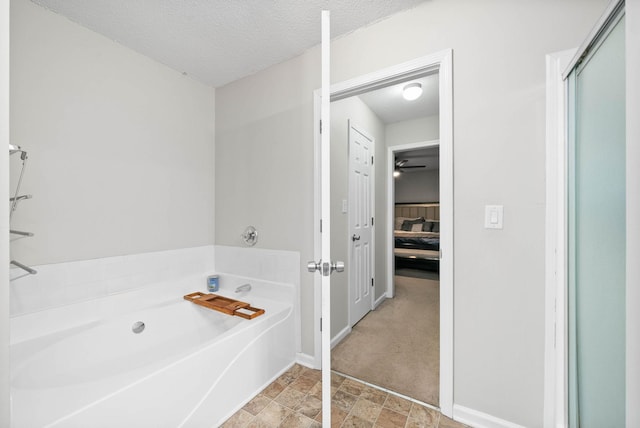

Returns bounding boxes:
[312,49,454,416]
[543,48,575,428]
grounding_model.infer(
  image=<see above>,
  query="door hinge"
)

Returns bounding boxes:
[320,219,323,233]
[320,120,322,134]
[320,318,322,331]
[371,278,374,287]
[372,217,374,226]
[553,298,557,349]
[371,156,374,165]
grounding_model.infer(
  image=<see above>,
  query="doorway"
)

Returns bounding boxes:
[312,50,454,416]
[333,138,442,406]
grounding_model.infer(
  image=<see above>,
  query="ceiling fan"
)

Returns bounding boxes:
[394,157,427,172]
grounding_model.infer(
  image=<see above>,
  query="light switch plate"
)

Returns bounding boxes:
[485,205,504,229]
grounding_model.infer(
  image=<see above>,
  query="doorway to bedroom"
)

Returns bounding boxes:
[331,142,442,407]
[392,144,440,282]
[329,69,444,407]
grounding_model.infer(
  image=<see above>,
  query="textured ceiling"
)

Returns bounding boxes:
[30,0,428,87]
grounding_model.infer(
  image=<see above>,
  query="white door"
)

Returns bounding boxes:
[310,11,342,426]
[348,123,374,326]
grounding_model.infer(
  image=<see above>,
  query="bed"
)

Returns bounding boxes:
[394,203,440,272]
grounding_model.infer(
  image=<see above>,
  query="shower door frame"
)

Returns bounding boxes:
[544,0,640,426]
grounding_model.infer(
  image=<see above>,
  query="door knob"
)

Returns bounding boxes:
[307,260,345,276]
[307,261,321,273]
[352,234,361,241]
[331,261,345,273]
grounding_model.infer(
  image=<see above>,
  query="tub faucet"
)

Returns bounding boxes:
[235,283,252,293]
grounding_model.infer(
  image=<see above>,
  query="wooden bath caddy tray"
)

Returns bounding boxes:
[183,292,265,319]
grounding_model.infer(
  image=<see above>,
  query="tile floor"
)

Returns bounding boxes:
[222,364,469,428]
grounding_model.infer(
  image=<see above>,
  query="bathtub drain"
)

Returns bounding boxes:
[132,321,145,334]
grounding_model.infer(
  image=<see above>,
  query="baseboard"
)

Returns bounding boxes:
[297,326,352,369]
[374,293,386,309]
[453,405,527,428]
[296,352,318,369]
[331,325,351,349]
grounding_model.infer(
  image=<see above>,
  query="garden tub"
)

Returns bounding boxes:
[10,274,295,427]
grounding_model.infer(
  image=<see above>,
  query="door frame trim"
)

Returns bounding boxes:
[312,49,454,416]
[544,48,575,428]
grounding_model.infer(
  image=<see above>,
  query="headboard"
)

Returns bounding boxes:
[395,203,440,221]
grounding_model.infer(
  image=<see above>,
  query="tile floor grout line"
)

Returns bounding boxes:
[333,370,437,428]
[331,369,441,412]
[223,364,460,427]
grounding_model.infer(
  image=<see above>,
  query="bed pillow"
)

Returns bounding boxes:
[411,223,423,232]
[395,216,421,230]
[431,221,440,233]
[422,221,434,232]
[401,218,425,231]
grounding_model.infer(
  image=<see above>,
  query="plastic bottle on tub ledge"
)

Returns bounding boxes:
[207,275,219,292]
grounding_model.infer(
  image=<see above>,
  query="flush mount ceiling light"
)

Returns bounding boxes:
[402,82,423,101]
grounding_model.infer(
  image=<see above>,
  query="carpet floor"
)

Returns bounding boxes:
[331,274,440,407]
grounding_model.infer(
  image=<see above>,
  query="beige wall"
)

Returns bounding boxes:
[10,0,215,266]
[215,52,319,354]
[386,115,439,148]
[215,1,607,425]
[388,115,440,203]
[395,169,439,203]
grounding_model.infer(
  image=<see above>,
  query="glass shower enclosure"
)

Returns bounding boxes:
[567,6,626,428]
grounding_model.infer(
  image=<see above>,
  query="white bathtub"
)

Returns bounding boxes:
[10,274,296,428]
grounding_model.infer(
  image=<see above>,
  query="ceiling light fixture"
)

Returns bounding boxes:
[402,82,422,101]
[393,169,401,178]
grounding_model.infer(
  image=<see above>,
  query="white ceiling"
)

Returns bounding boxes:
[358,73,439,124]
[30,0,428,88]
